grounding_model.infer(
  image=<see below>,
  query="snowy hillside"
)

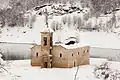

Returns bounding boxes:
[0,3,120,48]
[1,25,120,49]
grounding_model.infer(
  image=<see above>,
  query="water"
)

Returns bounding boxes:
[0,43,120,61]
[90,47,120,61]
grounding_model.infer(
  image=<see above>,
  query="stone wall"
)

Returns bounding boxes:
[31,45,41,66]
[31,45,90,68]
[68,46,89,67]
[51,45,90,68]
[41,32,53,51]
[51,45,69,68]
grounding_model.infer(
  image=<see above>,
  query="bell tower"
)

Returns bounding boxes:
[40,9,53,68]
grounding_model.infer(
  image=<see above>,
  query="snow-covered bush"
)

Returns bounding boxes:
[107,56,113,61]
[0,53,5,65]
[0,53,7,73]
[0,53,21,80]
[93,62,120,80]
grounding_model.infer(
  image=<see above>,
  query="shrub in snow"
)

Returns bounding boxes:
[0,53,20,80]
[93,62,120,80]
[0,53,5,65]
[0,53,7,73]
[107,56,113,61]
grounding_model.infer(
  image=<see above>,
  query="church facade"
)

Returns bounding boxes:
[31,27,90,68]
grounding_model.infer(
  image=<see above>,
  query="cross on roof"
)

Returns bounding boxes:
[44,8,49,28]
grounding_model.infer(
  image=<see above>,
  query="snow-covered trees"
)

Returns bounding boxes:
[0,0,42,28]
[91,0,120,15]
[0,0,120,33]
[61,15,67,25]
[51,21,62,31]
[93,62,120,80]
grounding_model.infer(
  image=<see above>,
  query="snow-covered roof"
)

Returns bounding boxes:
[41,27,54,33]
[55,43,89,49]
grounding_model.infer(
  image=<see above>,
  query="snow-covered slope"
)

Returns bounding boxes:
[1,25,120,49]
[0,3,120,49]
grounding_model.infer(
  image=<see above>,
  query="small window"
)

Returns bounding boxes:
[50,37,52,46]
[44,37,47,46]
[60,53,62,57]
[72,53,73,56]
[36,52,38,57]
[50,57,52,60]
[50,50,52,54]
[83,50,85,53]
[87,49,89,53]
[78,52,79,55]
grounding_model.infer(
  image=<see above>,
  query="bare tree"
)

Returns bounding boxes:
[67,15,72,27]
[73,15,78,26]
[61,15,67,25]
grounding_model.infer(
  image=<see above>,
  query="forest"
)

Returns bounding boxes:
[0,0,120,33]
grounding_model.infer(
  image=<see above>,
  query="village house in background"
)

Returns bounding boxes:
[30,9,90,68]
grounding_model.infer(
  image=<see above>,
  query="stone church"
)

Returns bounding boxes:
[31,9,89,68]
[31,26,90,68]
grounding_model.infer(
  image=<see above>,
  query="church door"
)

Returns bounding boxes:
[44,62,47,68]
[73,61,77,67]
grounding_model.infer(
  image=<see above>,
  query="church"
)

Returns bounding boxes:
[30,26,90,68]
[30,9,90,68]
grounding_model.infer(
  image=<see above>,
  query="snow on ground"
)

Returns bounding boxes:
[0,58,109,80]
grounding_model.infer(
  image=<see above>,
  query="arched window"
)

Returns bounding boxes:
[36,52,38,57]
[50,37,52,46]
[78,52,79,55]
[60,53,62,57]
[74,61,75,67]
[44,37,47,46]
